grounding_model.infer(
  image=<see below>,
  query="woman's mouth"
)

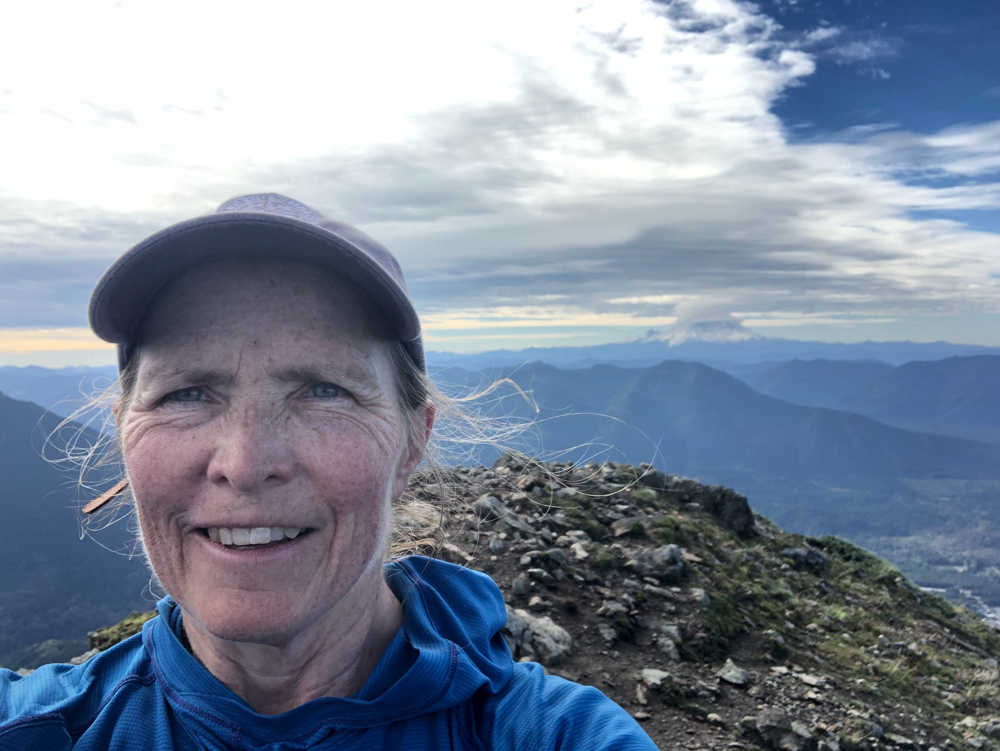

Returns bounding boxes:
[203,526,307,550]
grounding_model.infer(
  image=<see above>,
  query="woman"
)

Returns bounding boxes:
[0,194,657,750]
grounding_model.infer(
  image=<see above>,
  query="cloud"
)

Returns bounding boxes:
[0,327,114,353]
[0,0,997,352]
[826,38,900,64]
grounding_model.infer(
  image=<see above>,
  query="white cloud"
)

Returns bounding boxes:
[0,0,998,353]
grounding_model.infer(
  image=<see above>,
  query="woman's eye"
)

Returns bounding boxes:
[311,383,342,398]
[167,387,205,402]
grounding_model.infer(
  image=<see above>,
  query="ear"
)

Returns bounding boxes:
[391,400,436,500]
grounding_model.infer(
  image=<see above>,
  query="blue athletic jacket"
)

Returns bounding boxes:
[0,557,657,750]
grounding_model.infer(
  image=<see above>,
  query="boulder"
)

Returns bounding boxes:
[716,658,751,687]
[700,486,756,538]
[502,606,572,666]
[781,548,830,575]
[624,545,686,582]
[472,495,504,522]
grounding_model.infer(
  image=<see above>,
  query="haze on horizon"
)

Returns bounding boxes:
[1,0,998,368]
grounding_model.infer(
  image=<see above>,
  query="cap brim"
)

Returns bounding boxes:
[89,212,423,370]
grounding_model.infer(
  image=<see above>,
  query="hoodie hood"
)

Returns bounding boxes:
[143,556,513,747]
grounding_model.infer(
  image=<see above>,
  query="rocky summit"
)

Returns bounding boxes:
[40,456,1000,750]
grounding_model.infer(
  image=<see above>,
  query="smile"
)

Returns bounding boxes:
[203,527,306,550]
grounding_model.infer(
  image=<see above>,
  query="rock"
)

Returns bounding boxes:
[865,722,884,739]
[640,668,673,689]
[597,623,618,644]
[624,545,686,582]
[488,536,506,554]
[660,624,682,644]
[502,606,572,665]
[69,648,100,665]
[527,567,554,584]
[570,542,590,560]
[716,658,751,687]
[440,543,472,564]
[756,706,808,751]
[498,513,534,538]
[700,486,756,538]
[780,548,830,575]
[472,495,503,521]
[528,595,549,612]
[707,712,727,727]
[512,574,532,596]
[689,587,711,606]
[543,548,571,569]
[884,734,917,749]
[656,637,680,661]
[15,667,34,677]
[638,469,667,490]
[596,599,629,616]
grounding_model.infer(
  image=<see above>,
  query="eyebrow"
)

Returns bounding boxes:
[270,363,377,387]
[144,367,236,388]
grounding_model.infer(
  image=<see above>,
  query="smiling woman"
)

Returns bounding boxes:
[0,194,657,750]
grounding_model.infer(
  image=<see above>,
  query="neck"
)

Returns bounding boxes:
[181,566,403,715]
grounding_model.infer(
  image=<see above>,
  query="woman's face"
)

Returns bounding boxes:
[118,258,425,644]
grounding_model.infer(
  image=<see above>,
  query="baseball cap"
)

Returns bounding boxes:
[88,193,424,373]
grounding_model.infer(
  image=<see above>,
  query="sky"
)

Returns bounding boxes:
[1,0,998,367]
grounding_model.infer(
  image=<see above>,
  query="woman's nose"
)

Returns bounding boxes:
[206,405,294,493]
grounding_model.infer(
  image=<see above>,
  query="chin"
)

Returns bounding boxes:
[190,591,313,645]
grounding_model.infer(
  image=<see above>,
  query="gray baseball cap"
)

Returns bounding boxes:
[88,193,424,372]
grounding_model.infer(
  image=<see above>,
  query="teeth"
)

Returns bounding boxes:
[231,528,251,546]
[249,527,271,544]
[206,526,304,547]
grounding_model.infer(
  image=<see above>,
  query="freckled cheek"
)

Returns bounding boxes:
[303,436,397,523]
[123,427,209,521]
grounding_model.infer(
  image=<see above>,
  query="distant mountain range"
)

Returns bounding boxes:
[427,327,1000,369]
[0,393,150,667]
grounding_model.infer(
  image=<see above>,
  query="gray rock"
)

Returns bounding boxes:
[756,707,807,751]
[596,599,629,616]
[489,537,506,554]
[780,548,830,575]
[638,469,667,490]
[640,668,673,688]
[502,606,572,665]
[69,648,100,666]
[544,548,571,569]
[597,623,618,644]
[472,495,503,521]
[512,574,532,596]
[528,595,549,612]
[624,545,686,582]
[700,486,756,538]
[716,658,751,687]
[660,624,682,644]
[656,637,680,661]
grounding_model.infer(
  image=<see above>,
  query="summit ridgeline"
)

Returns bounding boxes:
[52,458,1000,749]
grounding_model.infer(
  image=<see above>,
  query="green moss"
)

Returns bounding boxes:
[818,535,901,582]
[653,516,684,546]
[632,487,660,505]
[612,614,636,641]
[580,520,609,542]
[592,546,618,573]
[694,589,743,662]
[89,611,157,651]
[626,521,648,539]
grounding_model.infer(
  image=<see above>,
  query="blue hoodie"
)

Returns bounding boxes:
[1,557,657,750]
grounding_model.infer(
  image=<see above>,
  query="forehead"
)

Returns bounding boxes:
[136,257,391,368]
